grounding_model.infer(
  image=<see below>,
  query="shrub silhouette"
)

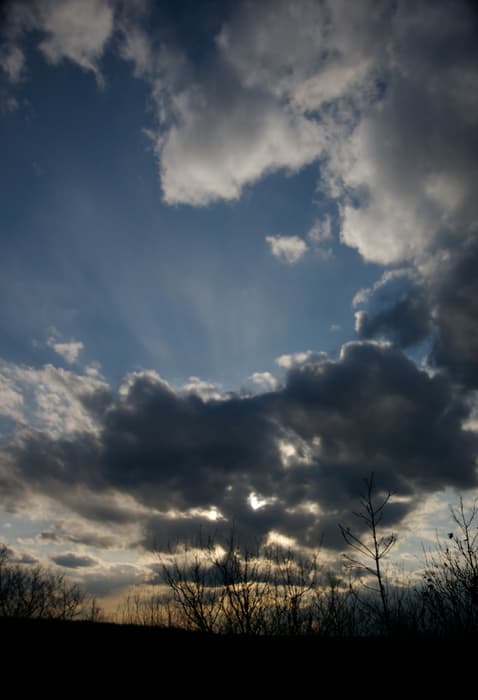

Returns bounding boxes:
[421,497,478,635]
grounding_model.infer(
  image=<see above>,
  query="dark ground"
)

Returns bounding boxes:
[1,616,476,671]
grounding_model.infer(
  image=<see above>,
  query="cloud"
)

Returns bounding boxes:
[37,0,114,83]
[3,0,475,264]
[250,372,279,390]
[0,43,24,82]
[266,235,308,264]
[429,239,478,387]
[0,370,24,423]
[355,287,430,349]
[157,85,325,205]
[276,351,327,370]
[307,216,332,243]
[47,337,84,364]
[180,376,222,402]
[326,2,478,265]
[0,0,477,563]
[216,0,384,110]
[0,360,109,436]
[356,236,478,388]
[52,552,97,568]
[0,0,115,85]
[147,0,478,266]
[2,341,476,552]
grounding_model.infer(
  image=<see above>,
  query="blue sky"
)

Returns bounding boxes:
[1,0,477,606]
[0,44,378,388]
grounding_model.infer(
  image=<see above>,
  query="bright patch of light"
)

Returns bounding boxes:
[248,492,268,511]
[266,531,297,549]
[285,501,321,516]
[278,435,321,468]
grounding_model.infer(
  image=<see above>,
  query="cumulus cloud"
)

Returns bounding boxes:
[250,372,279,390]
[155,83,325,205]
[325,2,478,264]
[2,341,476,552]
[0,360,109,436]
[266,235,308,264]
[356,236,478,389]
[148,0,478,265]
[47,337,84,364]
[0,370,24,423]
[3,0,476,259]
[355,285,430,349]
[276,351,327,370]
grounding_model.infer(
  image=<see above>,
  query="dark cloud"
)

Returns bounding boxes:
[39,527,120,550]
[281,342,476,490]
[81,564,144,597]
[51,553,97,569]
[356,236,478,388]
[3,342,476,551]
[356,286,430,348]
[431,237,478,387]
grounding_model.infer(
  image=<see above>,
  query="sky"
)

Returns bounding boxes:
[0,0,478,607]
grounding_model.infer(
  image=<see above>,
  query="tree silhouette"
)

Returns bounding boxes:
[339,473,396,633]
[0,545,85,620]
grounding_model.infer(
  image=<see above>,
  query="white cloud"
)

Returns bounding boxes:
[118,23,152,77]
[0,360,108,437]
[307,215,332,243]
[0,44,25,82]
[266,235,308,264]
[0,371,25,423]
[142,0,383,209]
[354,310,366,334]
[321,3,478,265]
[37,0,114,83]
[0,0,115,86]
[187,0,478,266]
[250,372,278,390]
[1,0,475,270]
[157,88,325,206]
[47,337,84,364]
[216,0,382,111]
[352,268,414,309]
[181,376,222,401]
[118,369,165,398]
[275,350,327,370]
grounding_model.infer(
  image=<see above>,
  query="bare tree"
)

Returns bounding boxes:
[0,545,85,620]
[339,473,396,633]
[313,571,361,637]
[159,538,224,633]
[422,497,478,635]
[269,546,318,635]
[213,534,272,635]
